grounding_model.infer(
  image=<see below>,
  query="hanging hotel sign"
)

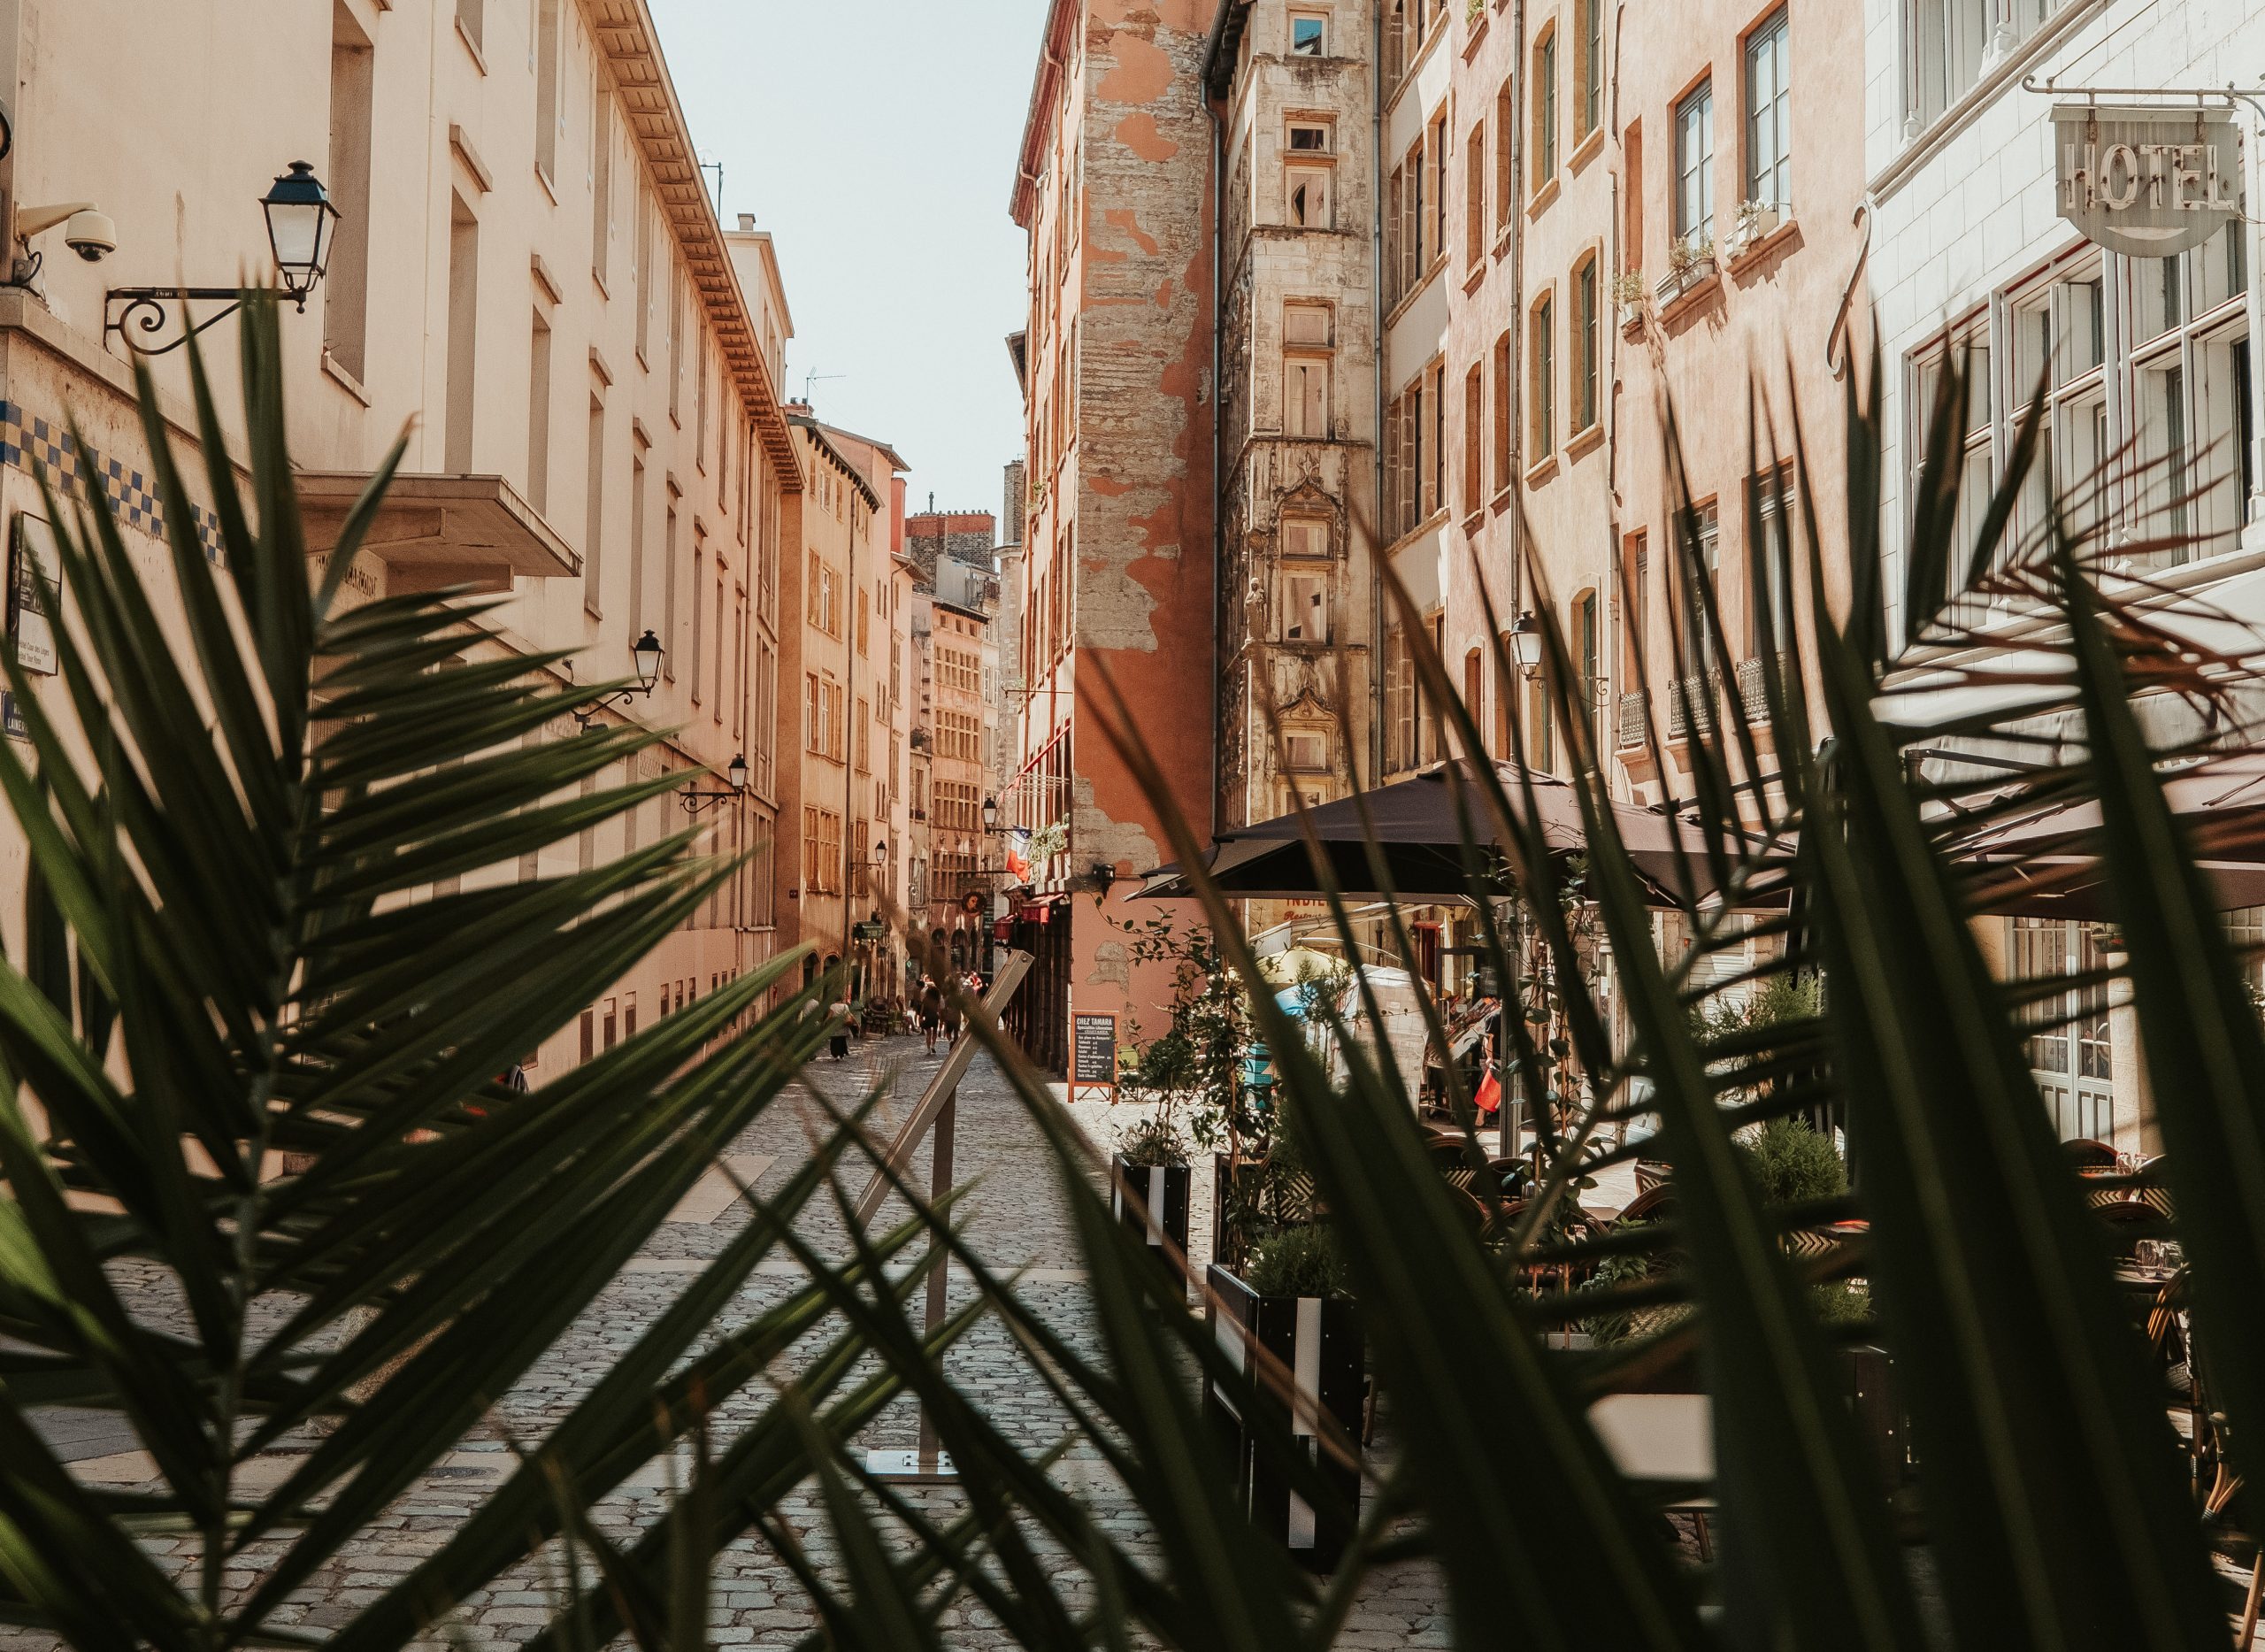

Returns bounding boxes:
[2054,104,2244,257]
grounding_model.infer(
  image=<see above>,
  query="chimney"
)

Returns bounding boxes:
[736,212,756,232]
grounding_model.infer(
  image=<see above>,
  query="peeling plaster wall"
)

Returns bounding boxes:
[1063,0,1217,1022]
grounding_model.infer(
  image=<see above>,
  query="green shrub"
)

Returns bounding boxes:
[1742,1114,1848,1207]
[1118,1113,1190,1168]
[1244,1223,1349,1299]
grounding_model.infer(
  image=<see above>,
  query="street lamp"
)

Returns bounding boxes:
[105,160,342,355]
[981,795,1000,832]
[680,751,749,815]
[1509,611,1545,678]
[873,835,889,863]
[573,630,666,727]
[261,161,342,309]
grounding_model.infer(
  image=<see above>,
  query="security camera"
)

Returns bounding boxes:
[62,210,116,263]
[15,200,113,265]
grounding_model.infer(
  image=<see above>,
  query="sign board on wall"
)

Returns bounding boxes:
[2053,104,2244,257]
[9,513,58,676]
[1071,1011,1117,1103]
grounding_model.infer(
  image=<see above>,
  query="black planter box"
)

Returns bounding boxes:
[1109,1155,1192,1264]
[1202,1262,1363,1571]
[1211,1152,1273,1273]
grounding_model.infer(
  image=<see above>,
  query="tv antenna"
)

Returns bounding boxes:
[802,367,846,403]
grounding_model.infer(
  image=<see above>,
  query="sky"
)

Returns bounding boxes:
[649,0,1048,531]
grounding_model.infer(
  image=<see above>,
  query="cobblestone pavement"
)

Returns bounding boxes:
[18,1033,1450,1650]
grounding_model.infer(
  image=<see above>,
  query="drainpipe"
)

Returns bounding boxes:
[1506,0,1527,628]
[1209,83,1227,837]
[844,462,858,987]
[1370,0,1387,786]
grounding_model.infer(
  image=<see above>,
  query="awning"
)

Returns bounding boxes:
[1140,761,1785,908]
[296,472,582,596]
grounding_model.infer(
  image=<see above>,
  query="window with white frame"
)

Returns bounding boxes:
[1676,80,1715,249]
[1909,232,2253,614]
[1282,514,1330,560]
[1744,9,1790,212]
[1904,0,2077,135]
[1290,11,1326,55]
[1287,162,1332,227]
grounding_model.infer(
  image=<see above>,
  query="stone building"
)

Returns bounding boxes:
[779,415,908,1004]
[0,0,798,1076]
[1205,0,1379,826]
[902,505,1002,978]
[1004,0,1217,1076]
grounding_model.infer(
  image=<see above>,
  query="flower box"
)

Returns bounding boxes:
[1202,1262,1364,1571]
[1109,1154,1192,1264]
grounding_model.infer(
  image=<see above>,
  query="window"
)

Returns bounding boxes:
[1284,728,1330,771]
[1430,113,1449,268]
[444,197,480,473]
[1495,78,1516,228]
[591,78,613,284]
[1577,0,1603,142]
[1530,294,1555,456]
[324,5,374,380]
[1285,357,1331,437]
[2009,916,2112,1142]
[1287,163,1332,227]
[855,700,870,774]
[802,807,842,895]
[1282,515,1330,559]
[1745,10,1790,212]
[1527,612,1556,773]
[1291,12,1326,55]
[1281,570,1329,642]
[1574,257,1599,432]
[857,587,870,657]
[628,453,647,631]
[1676,80,1715,247]
[526,312,552,511]
[1905,0,2076,134]
[1492,331,1513,494]
[1386,624,1417,770]
[1572,590,1601,741]
[1463,364,1484,514]
[806,675,845,760]
[664,496,679,675]
[1619,533,1649,685]
[1532,30,1558,185]
[1681,503,1721,675]
[534,0,562,181]
[1465,122,1487,267]
[583,395,604,612]
[1749,465,1796,654]
[1288,122,1331,153]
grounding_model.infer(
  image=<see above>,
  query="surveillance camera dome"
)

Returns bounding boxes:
[62,209,116,263]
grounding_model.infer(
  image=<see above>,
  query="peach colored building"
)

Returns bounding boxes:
[1608,0,1866,810]
[0,0,801,1074]
[1005,0,1217,1078]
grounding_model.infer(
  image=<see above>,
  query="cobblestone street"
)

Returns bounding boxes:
[20,1033,1448,1650]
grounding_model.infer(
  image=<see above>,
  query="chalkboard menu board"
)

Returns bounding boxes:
[1072,1012,1117,1088]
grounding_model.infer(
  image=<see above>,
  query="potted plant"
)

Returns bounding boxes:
[1663,233,1716,299]
[1109,1100,1194,1264]
[1610,268,1648,331]
[1730,197,1783,257]
[1206,1221,1363,1572]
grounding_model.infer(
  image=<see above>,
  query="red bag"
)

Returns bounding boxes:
[1472,1070,1502,1115]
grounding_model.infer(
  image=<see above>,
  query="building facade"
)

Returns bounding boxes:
[1006,0,1218,1076]
[1864,0,2265,1154]
[1,0,796,1077]
[1206,0,1380,828]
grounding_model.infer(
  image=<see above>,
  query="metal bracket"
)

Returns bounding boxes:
[2020,74,2265,126]
[104,287,301,357]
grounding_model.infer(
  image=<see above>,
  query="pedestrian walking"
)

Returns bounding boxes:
[919,978,943,1055]
[827,996,851,1062]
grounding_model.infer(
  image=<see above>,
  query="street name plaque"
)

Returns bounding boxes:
[2053,104,2243,257]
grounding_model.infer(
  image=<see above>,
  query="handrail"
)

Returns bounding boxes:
[851,949,1033,1226]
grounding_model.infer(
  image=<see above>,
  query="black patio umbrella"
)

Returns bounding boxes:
[1140,760,1777,907]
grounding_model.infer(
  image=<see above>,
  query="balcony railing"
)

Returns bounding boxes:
[1616,689,1649,749]
[1664,673,1716,740]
